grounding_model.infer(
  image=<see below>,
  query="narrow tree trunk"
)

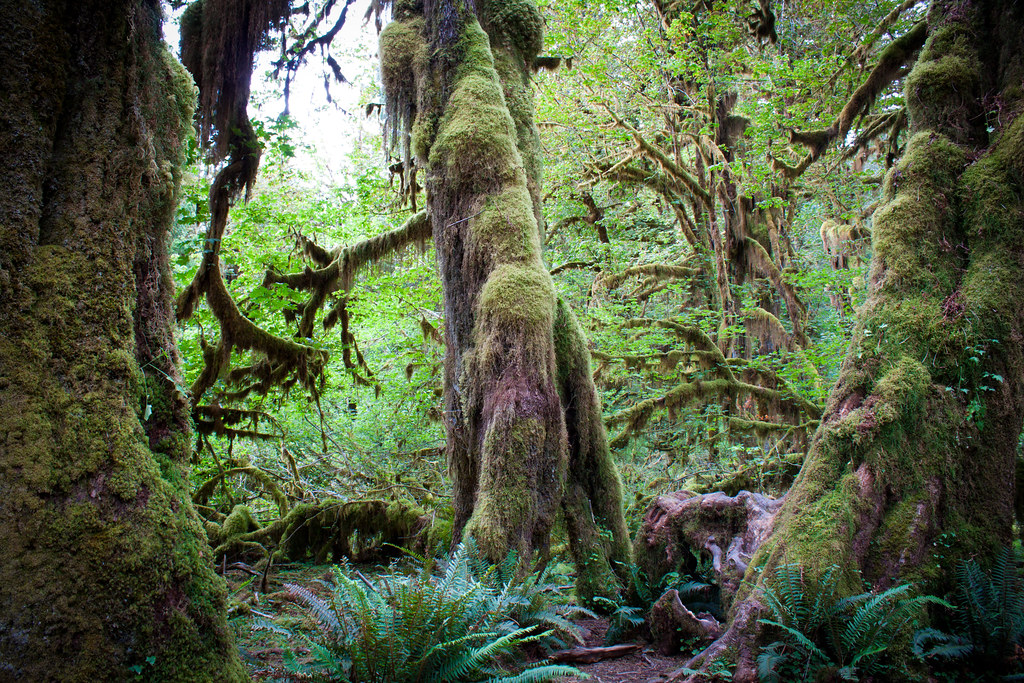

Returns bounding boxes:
[380,0,630,602]
[0,2,244,679]
[690,1,1024,678]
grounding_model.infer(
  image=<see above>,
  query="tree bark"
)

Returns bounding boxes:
[379,0,630,603]
[0,2,244,679]
[687,1,1024,678]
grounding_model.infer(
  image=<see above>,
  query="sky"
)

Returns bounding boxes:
[163,2,386,183]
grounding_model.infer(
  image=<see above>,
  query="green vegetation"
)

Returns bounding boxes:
[5,0,1024,679]
[914,547,1024,679]
[267,543,585,682]
[756,564,946,682]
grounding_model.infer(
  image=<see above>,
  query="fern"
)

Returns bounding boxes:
[599,559,722,645]
[757,564,937,682]
[912,546,1024,678]
[955,546,1024,659]
[276,542,585,682]
[603,603,647,645]
[912,627,973,660]
[494,664,592,682]
[470,542,594,653]
[756,642,788,683]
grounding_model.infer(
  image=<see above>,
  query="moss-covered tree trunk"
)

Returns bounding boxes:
[691,1,1024,678]
[0,1,244,679]
[379,0,630,603]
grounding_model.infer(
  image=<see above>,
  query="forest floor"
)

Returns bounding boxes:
[224,563,690,682]
[553,618,687,683]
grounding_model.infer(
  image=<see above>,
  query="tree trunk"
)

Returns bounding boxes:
[690,0,1024,677]
[0,2,244,679]
[379,0,630,603]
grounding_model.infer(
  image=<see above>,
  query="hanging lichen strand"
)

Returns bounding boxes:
[180,0,289,171]
[380,0,630,603]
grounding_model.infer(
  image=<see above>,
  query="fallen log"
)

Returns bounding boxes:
[549,644,641,664]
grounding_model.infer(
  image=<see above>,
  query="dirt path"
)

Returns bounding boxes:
[554,618,687,683]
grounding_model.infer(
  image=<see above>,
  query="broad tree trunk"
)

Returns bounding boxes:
[692,0,1024,677]
[380,0,630,602]
[0,2,244,679]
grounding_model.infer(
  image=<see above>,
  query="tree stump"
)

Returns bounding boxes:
[635,490,783,610]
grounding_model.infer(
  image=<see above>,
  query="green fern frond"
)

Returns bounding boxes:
[279,542,584,682]
[759,618,832,663]
[491,664,591,682]
[251,616,292,637]
[756,641,788,683]
[285,582,342,636]
[913,627,974,660]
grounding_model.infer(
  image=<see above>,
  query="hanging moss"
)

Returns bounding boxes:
[194,466,290,517]
[179,0,290,164]
[379,15,428,173]
[379,18,428,102]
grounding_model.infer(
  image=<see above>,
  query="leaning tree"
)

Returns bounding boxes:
[0,0,244,679]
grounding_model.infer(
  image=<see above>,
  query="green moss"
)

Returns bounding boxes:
[767,472,860,589]
[392,0,424,20]
[478,263,554,330]
[220,504,259,538]
[0,4,244,678]
[469,186,540,261]
[481,0,544,61]
[874,496,930,572]
[872,133,965,295]
[379,18,427,103]
[554,298,631,603]
[427,516,454,551]
[411,112,437,163]
[429,72,522,190]
[904,26,982,140]
[467,417,546,562]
